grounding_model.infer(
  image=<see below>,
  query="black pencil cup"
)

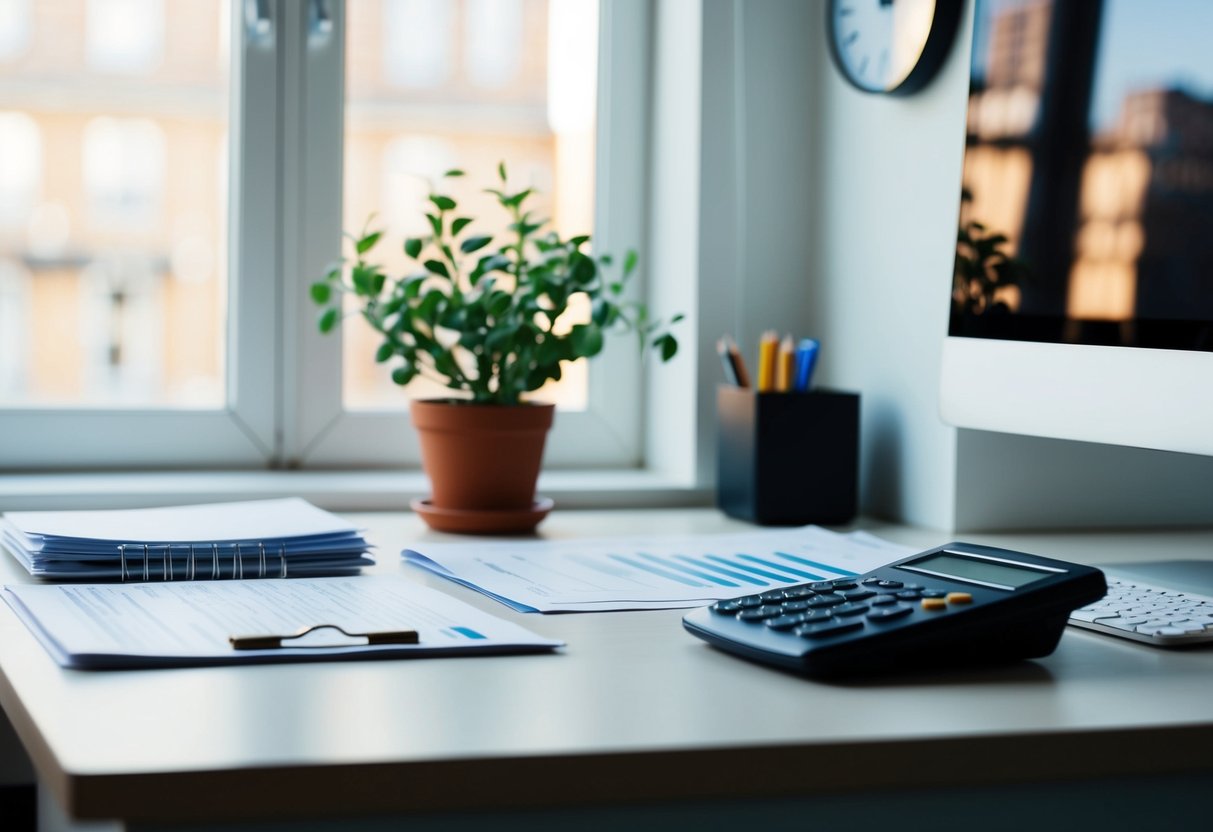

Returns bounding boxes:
[716,385,859,526]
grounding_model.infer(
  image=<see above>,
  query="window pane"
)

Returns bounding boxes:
[343,0,598,410]
[0,0,228,408]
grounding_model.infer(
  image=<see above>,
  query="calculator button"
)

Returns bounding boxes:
[780,600,809,612]
[921,598,948,611]
[765,613,809,630]
[833,602,871,617]
[921,590,948,599]
[784,586,816,598]
[831,580,858,590]
[877,580,904,589]
[760,590,789,602]
[736,595,764,609]
[738,605,785,621]
[795,619,864,639]
[862,577,884,585]
[807,595,846,608]
[711,600,743,614]
[867,605,914,622]
[946,592,973,605]
[800,609,837,624]
[808,582,835,592]
[870,594,899,606]
[896,590,922,600]
[842,589,875,601]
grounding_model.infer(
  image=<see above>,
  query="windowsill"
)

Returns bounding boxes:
[0,469,713,513]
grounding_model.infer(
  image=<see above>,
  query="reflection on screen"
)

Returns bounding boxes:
[952,0,1213,352]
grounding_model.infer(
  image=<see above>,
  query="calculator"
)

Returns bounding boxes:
[682,542,1106,677]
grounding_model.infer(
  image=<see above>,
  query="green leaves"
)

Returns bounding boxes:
[318,307,339,333]
[423,259,450,279]
[310,165,684,404]
[460,235,493,254]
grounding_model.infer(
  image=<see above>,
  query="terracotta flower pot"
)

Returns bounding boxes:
[409,399,555,534]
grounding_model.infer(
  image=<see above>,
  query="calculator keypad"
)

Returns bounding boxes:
[710,578,965,642]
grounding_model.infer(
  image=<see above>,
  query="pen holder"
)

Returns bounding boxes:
[716,385,859,526]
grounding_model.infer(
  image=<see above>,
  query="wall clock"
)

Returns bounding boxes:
[827,0,962,96]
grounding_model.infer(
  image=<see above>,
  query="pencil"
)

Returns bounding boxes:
[775,334,796,392]
[724,334,751,388]
[756,330,778,392]
[716,338,739,385]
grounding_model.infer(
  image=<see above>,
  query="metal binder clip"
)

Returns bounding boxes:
[211,543,220,580]
[229,624,420,650]
[279,542,287,578]
[119,544,128,582]
[163,544,172,581]
[142,544,150,582]
[258,541,266,578]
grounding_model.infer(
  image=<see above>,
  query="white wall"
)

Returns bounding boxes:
[804,1,972,528]
[723,0,1213,531]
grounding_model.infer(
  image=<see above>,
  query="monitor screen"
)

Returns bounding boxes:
[940,0,1213,456]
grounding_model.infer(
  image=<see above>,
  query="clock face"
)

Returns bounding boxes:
[828,0,960,95]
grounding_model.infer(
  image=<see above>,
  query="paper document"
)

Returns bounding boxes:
[2,575,562,669]
[0,498,374,580]
[403,526,916,613]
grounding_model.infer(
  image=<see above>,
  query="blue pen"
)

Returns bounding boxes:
[793,338,819,391]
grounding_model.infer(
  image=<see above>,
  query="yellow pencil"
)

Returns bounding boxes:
[756,330,778,392]
[775,334,796,392]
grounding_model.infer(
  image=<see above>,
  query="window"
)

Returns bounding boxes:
[381,0,452,89]
[1,0,655,474]
[0,110,38,227]
[0,0,29,61]
[86,0,163,74]
[83,117,166,229]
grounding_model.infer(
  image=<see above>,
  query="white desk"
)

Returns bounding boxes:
[2,510,1213,831]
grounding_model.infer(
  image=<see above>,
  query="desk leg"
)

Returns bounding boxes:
[37,785,120,832]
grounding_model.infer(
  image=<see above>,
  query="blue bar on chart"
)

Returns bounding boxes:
[609,550,859,589]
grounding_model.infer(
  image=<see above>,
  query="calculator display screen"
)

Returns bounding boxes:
[901,552,1055,589]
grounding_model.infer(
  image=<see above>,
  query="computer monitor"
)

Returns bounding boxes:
[939,0,1213,457]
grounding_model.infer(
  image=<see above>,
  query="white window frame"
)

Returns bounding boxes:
[285,0,655,470]
[0,0,277,469]
[0,0,667,475]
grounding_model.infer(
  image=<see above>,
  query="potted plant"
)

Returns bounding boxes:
[312,164,681,533]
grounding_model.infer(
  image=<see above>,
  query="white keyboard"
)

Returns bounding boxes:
[1069,574,1213,646]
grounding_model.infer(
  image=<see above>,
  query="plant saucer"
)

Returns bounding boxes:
[410,497,554,535]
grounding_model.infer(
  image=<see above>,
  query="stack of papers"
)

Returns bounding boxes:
[0,498,374,581]
[403,526,916,613]
[2,575,562,669]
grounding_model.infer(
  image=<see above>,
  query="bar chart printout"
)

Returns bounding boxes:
[403,527,915,612]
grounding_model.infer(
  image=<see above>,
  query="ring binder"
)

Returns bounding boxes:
[118,541,291,582]
[2,498,374,582]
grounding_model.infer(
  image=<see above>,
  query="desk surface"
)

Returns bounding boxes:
[2,510,1213,825]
